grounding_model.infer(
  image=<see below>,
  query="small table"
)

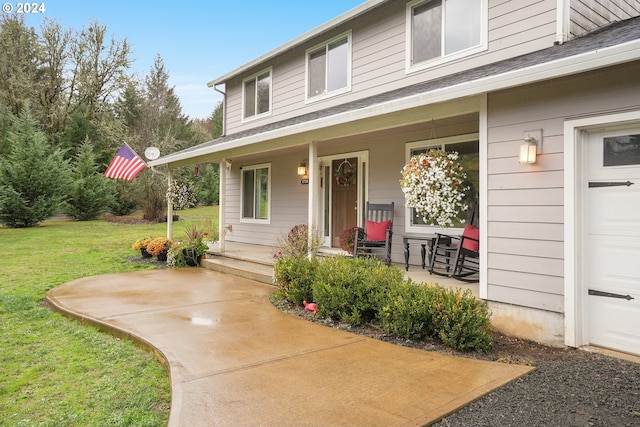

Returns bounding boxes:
[402,234,437,271]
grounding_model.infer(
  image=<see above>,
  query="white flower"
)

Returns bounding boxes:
[166,181,196,210]
[400,150,469,227]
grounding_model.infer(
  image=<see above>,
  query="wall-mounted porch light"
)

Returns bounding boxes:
[519,136,538,164]
[297,162,307,176]
[519,130,542,164]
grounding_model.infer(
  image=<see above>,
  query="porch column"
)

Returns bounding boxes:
[167,167,174,239]
[307,141,318,259]
[218,158,227,253]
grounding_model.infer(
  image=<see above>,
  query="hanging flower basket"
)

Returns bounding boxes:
[166,180,196,210]
[400,150,469,227]
[334,159,355,187]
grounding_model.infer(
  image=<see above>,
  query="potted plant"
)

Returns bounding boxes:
[168,225,208,267]
[132,237,153,258]
[338,226,364,254]
[146,237,172,261]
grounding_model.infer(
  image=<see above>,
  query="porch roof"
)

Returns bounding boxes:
[150,16,640,168]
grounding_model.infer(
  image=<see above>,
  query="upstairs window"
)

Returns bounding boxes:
[408,0,485,70]
[243,69,271,120]
[241,164,271,223]
[306,32,351,101]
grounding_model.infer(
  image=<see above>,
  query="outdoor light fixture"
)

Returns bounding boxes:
[297,162,307,176]
[519,136,538,164]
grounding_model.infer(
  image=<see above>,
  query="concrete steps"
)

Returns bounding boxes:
[201,254,274,285]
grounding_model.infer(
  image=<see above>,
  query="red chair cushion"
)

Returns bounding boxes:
[366,219,391,241]
[461,224,479,252]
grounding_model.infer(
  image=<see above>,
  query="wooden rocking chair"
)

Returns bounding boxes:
[353,202,394,266]
[428,203,479,282]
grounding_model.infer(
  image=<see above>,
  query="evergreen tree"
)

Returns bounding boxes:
[65,140,115,220]
[0,110,71,227]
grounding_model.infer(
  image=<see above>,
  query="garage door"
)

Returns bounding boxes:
[585,128,640,356]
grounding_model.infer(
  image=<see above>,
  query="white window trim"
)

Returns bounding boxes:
[404,133,479,234]
[241,67,273,123]
[405,0,488,74]
[240,163,271,224]
[304,30,352,104]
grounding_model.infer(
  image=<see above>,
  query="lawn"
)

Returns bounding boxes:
[0,206,218,426]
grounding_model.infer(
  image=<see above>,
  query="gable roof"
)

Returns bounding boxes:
[151,16,640,167]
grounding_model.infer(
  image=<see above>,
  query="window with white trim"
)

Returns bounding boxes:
[306,32,351,101]
[407,0,485,70]
[243,68,271,120]
[405,135,479,232]
[241,164,271,222]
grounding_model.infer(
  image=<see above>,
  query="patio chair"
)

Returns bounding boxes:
[353,202,394,265]
[428,203,479,282]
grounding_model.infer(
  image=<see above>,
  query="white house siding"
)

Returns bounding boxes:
[224,148,310,247]
[223,0,558,137]
[486,61,640,318]
[570,0,640,37]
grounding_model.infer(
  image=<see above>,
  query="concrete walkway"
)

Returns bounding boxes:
[47,269,532,427]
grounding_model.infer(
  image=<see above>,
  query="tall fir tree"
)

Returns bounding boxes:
[0,109,71,227]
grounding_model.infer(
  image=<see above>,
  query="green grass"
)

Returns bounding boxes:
[0,206,219,426]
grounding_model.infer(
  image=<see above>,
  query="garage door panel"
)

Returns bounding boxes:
[585,128,640,357]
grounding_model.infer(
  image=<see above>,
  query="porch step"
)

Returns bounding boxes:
[201,255,274,285]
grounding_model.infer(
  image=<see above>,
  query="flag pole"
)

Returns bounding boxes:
[123,142,148,166]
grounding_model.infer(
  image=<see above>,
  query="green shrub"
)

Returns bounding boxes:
[431,287,493,352]
[273,256,318,306]
[312,256,403,325]
[379,279,436,340]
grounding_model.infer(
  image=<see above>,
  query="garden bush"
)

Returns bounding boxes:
[273,256,318,306]
[430,286,493,352]
[379,279,436,340]
[380,280,493,352]
[273,252,494,352]
[312,256,404,325]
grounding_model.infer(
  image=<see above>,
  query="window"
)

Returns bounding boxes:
[407,0,485,70]
[603,134,640,166]
[306,32,351,101]
[241,164,270,222]
[243,69,271,120]
[405,135,479,231]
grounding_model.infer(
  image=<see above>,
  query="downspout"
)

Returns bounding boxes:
[213,83,227,137]
[555,0,570,45]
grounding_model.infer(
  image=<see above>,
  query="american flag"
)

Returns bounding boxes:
[104,144,146,181]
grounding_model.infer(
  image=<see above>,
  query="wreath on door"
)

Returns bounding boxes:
[334,159,355,187]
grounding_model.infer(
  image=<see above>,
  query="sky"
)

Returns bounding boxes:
[16,0,367,119]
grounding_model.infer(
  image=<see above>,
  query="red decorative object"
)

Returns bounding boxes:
[303,300,317,313]
[461,224,480,252]
[365,219,391,241]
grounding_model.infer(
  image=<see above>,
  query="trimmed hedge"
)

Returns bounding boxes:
[312,256,404,325]
[272,255,493,352]
[273,256,317,306]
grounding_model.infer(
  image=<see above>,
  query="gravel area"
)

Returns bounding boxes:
[272,298,640,427]
[439,348,640,427]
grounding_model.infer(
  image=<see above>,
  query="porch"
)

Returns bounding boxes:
[202,241,479,297]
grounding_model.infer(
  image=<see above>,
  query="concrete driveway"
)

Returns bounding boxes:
[47,269,532,426]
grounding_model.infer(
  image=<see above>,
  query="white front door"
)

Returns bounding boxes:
[585,128,640,356]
